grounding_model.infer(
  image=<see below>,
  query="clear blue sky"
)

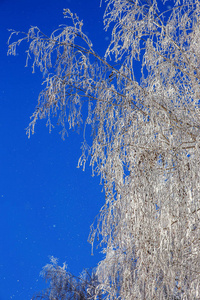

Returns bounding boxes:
[0,0,109,299]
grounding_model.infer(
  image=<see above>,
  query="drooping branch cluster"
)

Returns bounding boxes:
[8,0,200,299]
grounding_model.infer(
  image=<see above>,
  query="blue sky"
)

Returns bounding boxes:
[0,0,109,299]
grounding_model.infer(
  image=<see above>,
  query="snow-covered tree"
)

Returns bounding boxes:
[31,256,103,300]
[8,0,200,298]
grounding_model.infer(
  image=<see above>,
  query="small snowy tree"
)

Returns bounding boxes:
[8,0,200,299]
[31,257,103,300]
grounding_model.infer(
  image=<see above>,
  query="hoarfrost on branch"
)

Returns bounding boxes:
[8,0,200,298]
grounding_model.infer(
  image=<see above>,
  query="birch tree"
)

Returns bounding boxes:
[32,257,103,300]
[8,0,200,299]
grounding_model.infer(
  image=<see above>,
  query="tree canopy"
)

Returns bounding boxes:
[8,0,200,299]
[32,257,103,300]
